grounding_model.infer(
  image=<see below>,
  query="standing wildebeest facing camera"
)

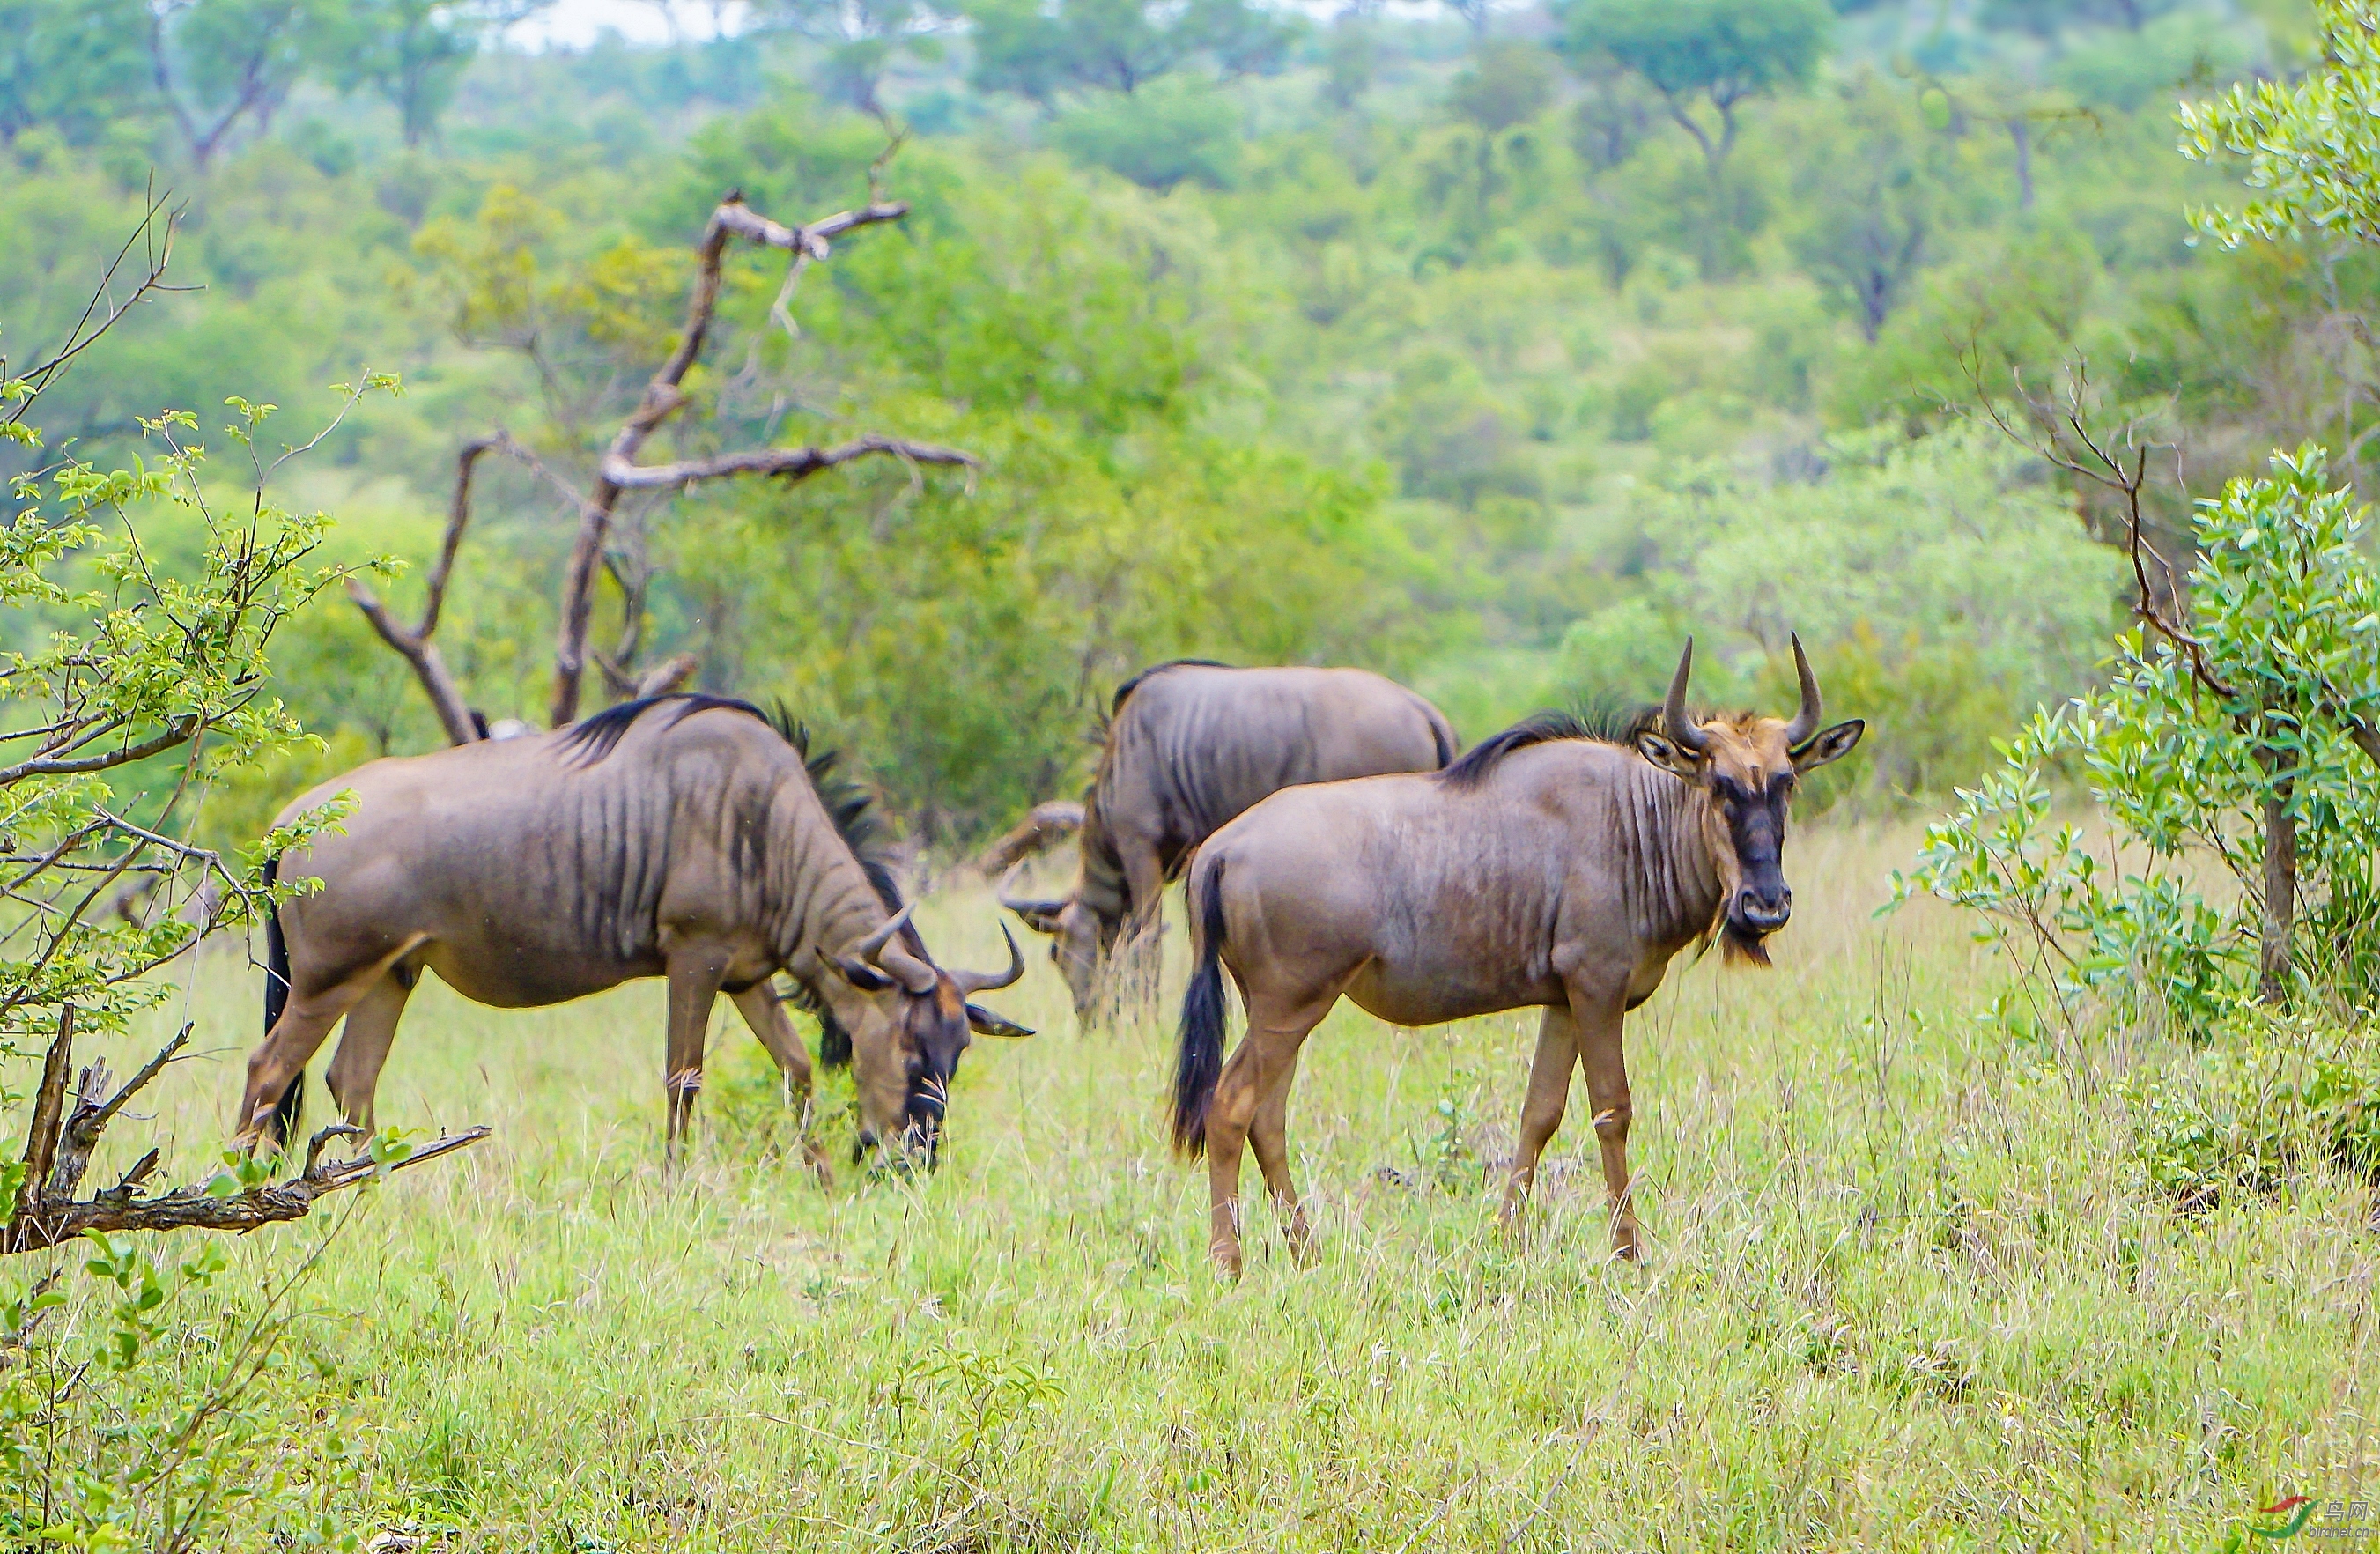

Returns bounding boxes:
[1172,637,1864,1276]
[997,662,1460,1023]
[235,696,1032,1170]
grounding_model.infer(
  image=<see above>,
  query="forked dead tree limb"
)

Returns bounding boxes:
[1966,359,2233,699]
[979,800,1087,874]
[359,182,979,741]
[4,1008,490,1255]
[548,195,976,729]
[349,437,499,744]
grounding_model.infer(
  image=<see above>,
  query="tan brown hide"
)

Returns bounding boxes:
[237,696,1027,1166]
[999,662,1460,1021]
[1170,639,1863,1276]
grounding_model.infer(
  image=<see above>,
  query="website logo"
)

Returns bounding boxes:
[2251,1497,2317,1540]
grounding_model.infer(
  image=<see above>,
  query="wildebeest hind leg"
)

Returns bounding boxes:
[322,970,416,1133]
[730,984,832,1186]
[1246,1041,1316,1266]
[1207,988,1336,1278]
[1497,1004,1580,1242]
[238,941,424,1150]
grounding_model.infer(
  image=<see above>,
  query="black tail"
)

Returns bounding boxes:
[1172,859,1230,1158]
[262,855,303,1148]
[1430,714,1458,770]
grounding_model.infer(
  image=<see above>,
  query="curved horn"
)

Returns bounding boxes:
[855,903,941,995]
[990,866,1066,928]
[849,902,915,964]
[1662,636,1710,754]
[875,942,939,996]
[1783,631,1822,747]
[994,863,1068,916]
[950,922,1026,995]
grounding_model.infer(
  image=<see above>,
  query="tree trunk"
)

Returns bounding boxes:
[2007,117,2035,212]
[2260,749,2296,1004]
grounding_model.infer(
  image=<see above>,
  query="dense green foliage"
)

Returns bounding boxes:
[2182,0,2380,248]
[0,0,2337,844]
[1901,0,2380,1037]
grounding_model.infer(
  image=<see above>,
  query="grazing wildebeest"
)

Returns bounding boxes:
[235,695,1031,1168]
[1171,638,1863,1276]
[998,662,1459,1022]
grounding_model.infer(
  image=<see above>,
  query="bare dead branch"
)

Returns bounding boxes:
[345,438,496,746]
[979,801,1088,874]
[353,429,603,744]
[598,434,978,491]
[592,650,639,699]
[3,1128,491,1254]
[421,439,495,637]
[1954,347,2237,700]
[366,174,961,736]
[12,1007,72,1227]
[548,187,953,729]
[4,1011,491,1255]
[632,653,701,698]
[48,1025,188,1202]
[348,579,480,746]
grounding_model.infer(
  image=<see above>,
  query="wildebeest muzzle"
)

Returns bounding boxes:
[1726,794,1794,936]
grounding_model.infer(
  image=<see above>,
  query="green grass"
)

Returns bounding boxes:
[11,825,2378,1550]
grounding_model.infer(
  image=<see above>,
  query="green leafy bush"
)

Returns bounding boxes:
[2118,1017,2380,1210]
[1898,445,2380,1033]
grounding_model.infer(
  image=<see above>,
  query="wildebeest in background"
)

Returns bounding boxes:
[1171,638,1864,1276]
[236,696,1031,1169]
[997,662,1459,1022]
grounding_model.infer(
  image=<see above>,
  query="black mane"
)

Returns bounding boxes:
[555,693,903,914]
[775,706,905,915]
[555,693,766,766]
[766,702,905,1069]
[1437,704,1657,789]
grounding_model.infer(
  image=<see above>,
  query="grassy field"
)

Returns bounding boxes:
[11,825,2378,1550]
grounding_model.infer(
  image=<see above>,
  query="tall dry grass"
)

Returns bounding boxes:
[4,823,2373,1550]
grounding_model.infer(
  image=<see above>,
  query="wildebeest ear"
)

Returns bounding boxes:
[1791,718,1865,772]
[965,1003,1034,1039]
[1634,729,1703,779]
[831,956,896,992]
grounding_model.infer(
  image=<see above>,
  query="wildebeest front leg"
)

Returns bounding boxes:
[663,951,728,1167]
[730,984,833,1185]
[1113,839,1169,1015]
[1497,1003,1579,1241]
[1570,991,1641,1261]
